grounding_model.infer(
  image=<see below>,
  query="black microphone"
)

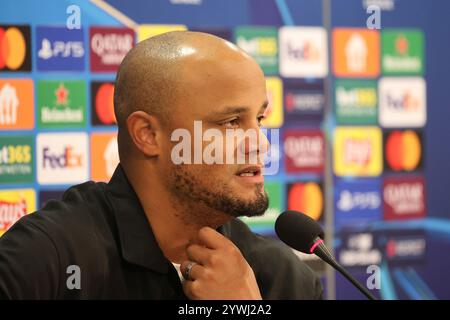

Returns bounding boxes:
[275,210,377,300]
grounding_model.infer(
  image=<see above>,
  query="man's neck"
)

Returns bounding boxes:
[124,164,230,264]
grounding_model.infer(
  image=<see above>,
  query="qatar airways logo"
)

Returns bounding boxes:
[170,121,279,175]
[91,33,133,60]
[284,131,324,173]
[285,136,323,165]
[383,178,426,219]
[89,27,135,71]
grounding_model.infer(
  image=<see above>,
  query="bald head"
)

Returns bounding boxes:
[114,31,266,163]
[114,31,258,129]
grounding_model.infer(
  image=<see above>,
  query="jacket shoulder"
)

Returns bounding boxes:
[226,219,323,300]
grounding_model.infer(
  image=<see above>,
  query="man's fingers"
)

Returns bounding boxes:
[197,226,231,249]
[186,244,214,265]
[182,278,200,300]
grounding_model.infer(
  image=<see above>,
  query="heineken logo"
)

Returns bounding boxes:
[38,80,86,128]
[382,29,424,75]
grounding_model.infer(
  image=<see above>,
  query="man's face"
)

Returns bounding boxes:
[159,54,270,218]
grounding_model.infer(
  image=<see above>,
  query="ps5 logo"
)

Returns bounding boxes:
[38,39,84,60]
[337,190,380,212]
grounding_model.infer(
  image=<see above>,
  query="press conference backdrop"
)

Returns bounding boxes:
[1,0,450,300]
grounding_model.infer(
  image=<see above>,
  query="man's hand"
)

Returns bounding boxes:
[180,226,262,300]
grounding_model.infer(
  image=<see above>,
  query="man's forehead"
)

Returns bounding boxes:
[209,101,269,116]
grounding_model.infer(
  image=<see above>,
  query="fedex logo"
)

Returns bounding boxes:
[286,40,320,61]
[37,133,88,185]
[379,77,426,128]
[279,27,328,78]
[385,91,420,111]
[43,146,82,169]
[36,26,85,71]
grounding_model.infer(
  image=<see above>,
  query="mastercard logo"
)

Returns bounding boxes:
[287,182,323,221]
[0,25,31,71]
[91,82,116,125]
[385,130,422,171]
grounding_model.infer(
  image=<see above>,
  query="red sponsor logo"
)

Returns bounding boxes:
[90,27,135,72]
[284,130,324,173]
[383,176,426,220]
[0,198,27,230]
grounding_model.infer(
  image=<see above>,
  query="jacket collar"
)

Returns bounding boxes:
[106,164,169,273]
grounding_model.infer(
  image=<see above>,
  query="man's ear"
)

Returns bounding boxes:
[126,111,163,157]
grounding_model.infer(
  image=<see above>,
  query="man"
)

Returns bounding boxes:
[0,31,323,299]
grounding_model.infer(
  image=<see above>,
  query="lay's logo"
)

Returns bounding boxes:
[334,127,382,177]
[343,138,372,166]
[0,25,32,72]
[0,189,35,236]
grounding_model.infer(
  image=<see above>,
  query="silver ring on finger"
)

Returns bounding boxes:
[183,261,196,281]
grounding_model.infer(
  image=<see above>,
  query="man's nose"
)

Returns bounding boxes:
[243,127,270,160]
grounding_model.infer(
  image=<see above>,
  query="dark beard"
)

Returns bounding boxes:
[169,165,269,219]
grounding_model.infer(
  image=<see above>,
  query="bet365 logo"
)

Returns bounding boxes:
[0,136,34,184]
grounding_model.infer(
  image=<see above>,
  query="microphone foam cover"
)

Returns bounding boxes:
[275,210,325,254]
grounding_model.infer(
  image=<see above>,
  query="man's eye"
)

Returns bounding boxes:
[223,118,239,128]
[257,115,266,127]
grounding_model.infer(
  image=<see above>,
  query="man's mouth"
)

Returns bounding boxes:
[235,166,264,183]
[236,166,262,176]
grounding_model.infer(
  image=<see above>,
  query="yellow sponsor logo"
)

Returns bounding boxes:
[334,127,382,176]
[262,77,283,128]
[138,24,187,42]
[0,189,35,236]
